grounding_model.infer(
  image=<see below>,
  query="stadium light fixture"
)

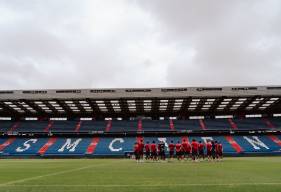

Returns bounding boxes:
[249,104,257,107]
[204,102,214,105]
[255,98,264,101]
[238,98,247,101]
[190,102,199,105]
[203,105,211,107]
[96,100,104,104]
[235,101,244,104]
[221,102,230,104]
[97,103,106,106]
[189,105,197,108]
[65,101,73,104]
[270,98,279,101]
[175,99,183,102]
[192,99,200,102]
[79,101,88,104]
[223,98,232,101]
[144,100,152,103]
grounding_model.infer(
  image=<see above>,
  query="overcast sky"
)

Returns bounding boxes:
[0,0,280,90]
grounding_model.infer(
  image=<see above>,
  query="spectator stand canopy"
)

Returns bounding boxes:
[0,86,281,119]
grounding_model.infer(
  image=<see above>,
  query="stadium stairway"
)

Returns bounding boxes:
[0,135,280,157]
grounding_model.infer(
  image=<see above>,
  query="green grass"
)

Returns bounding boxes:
[0,157,281,192]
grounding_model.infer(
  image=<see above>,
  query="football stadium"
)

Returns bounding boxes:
[1,0,281,192]
[0,86,281,192]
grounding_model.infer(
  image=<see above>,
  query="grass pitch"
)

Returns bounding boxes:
[0,157,281,192]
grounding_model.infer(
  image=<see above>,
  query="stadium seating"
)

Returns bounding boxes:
[0,135,280,157]
[1,117,281,134]
[79,120,107,132]
[203,119,231,130]
[232,118,268,130]
[17,121,49,132]
[267,117,281,128]
[110,120,138,132]
[0,121,17,132]
[50,121,77,132]
[142,120,171,132]
[173,120,201,130]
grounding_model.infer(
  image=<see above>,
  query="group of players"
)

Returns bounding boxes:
[133,139,223,162]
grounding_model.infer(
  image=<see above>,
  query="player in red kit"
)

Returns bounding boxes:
[144,141,150,160]
[175,141,182,160]
[206,140,212,161]
[198,141,205,161]
[181,139,188,159]
[168,140,175,159]
[138,140,144,162]
[215,141,219,160]
[150,141,157,161]
[133,142,140,162]
[217,142,223,160]
[157,142,162,160]
[191,139,199,161]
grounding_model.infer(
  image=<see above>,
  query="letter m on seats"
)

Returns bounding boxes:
[58,138,82,152]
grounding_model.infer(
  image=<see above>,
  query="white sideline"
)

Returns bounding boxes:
[0,163,107,186]
[1,183,281,187]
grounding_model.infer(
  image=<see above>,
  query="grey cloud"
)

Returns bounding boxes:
[0,0,280,90]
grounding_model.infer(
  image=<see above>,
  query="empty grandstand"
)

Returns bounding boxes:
[0,86,281,157]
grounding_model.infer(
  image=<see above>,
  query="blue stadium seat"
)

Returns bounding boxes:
[1,135,280,157]
[110,120,138,132]
[232,118,268,130]
[204,119,231,130]
[267,117,281,129]
[173,120,201,130]
[142,120,171,132]
[0,121,15,132]
[17,121,49,132]
[50,121,77,132]
[79,120,107,132]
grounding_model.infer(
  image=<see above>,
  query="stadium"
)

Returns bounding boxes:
[1,1,281,192]
[0,86,281,191]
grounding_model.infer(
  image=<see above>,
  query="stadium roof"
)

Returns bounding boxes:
[0,86,281,118]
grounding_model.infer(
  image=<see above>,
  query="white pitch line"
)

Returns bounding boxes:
[0,163,108,186]
[1,183,281,187]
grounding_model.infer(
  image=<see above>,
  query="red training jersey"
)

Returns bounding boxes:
[175,143,182,152]
[134,144,139,152]
[168,143,175,151]
[215,143,219,152]
[145,144,150,152]
[191,141,198,151]
[198,143,204,151]
[151,143,157,152]
[206,142,212,151]
[138,143,144,151]
[218,144,223,152]
[182,141,188,152]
